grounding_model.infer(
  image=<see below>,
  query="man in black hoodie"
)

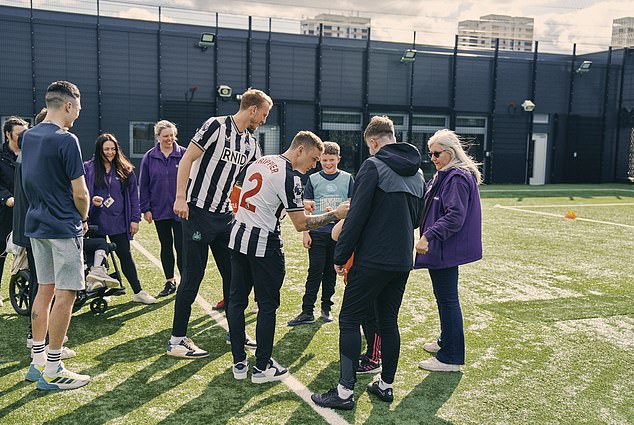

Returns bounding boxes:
[312,115,425,410]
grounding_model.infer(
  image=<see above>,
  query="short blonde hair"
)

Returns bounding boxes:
[154,120,177,138]
[290,131,324,152]
[239,88,273,111]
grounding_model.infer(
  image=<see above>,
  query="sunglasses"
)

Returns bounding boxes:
[428,150,445,158]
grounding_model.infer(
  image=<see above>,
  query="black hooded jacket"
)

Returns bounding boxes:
[333,142,425,272]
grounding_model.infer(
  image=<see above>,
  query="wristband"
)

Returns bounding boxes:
[82,218,88,223]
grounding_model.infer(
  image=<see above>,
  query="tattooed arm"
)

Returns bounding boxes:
[288,201,349,232]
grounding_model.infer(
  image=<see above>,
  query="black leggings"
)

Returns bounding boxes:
[107,233,142,294]
[154,219,183,281]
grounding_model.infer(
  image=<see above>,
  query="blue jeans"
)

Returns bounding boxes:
[428,266,464,365]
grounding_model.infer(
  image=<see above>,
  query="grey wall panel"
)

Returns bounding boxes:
[495,60,530,114]
[251,40,267,90]
[321,47,363,107]
[0,17,32,117]
[100,30,130,94]
[455,58,490,112]
[161,34,215,102]
[534,62,568,113]
[218,38,247,94]
[413,54,451,108]
[269,43,315,101]
[572,65,605,116]
[368,51,408,105]
[284,103,315,148]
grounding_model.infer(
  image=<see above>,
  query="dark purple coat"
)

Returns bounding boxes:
[139,142,183,221]
[84,159,141,240]
[414,167,482,270]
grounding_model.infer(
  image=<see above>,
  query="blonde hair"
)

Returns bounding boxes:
[239,88,273,110]
[428,129,482,184]
[290,131,324,152]
[364,115,394,141]
[154,120,177,138]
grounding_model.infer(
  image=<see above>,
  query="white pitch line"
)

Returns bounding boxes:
[506,202,634,208]
[131,240,350,425]
[494,204,634,229]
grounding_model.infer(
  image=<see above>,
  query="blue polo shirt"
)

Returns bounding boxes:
[21,123,85,238]
[304,170,354,234]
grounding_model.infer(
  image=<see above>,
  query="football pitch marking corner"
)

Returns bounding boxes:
[131,240,351,425]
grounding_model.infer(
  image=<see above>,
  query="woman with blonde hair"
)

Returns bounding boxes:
[414,129,482,372]
[139,120,185,297]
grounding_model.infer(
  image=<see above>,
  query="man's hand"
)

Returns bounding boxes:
[5,197,14,208]
[334,201,350,220]
[92,196,104,207]
[82,221,88,235]
[174,198,189,220]
[415,235,429,254]
[334,264,346,276]
[130,221,139,236]
[303,232,312,249]
[304,200,316,213]
[143,211,153,224]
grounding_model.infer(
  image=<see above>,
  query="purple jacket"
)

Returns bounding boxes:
[414,167,482,270]
[139,142,184,221]
[84,159,141,240]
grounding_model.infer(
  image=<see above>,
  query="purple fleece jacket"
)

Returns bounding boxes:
[414,167,482,270]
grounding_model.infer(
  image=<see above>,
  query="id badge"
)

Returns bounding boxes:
[103,196,115,208]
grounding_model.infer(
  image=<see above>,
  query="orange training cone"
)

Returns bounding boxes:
[564,210,577,219]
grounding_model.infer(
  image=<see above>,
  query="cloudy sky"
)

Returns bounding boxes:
[26,0,634,53]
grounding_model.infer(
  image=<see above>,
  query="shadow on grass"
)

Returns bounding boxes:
[367,371,462,425]
[39,325,227,425]
[272,320,323,368]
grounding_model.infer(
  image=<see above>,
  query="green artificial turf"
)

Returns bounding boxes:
[1,183,632,424]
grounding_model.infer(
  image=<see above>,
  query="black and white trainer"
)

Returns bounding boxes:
[166,337,209,359]
[233,359,248,380]
[251,360,288,384]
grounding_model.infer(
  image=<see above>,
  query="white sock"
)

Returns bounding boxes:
[93,249,107,268]
[44,349,62,376]
[378,377,392,390]
[337,384,353,399]
[170,336,185,345]
[32,340,46,366]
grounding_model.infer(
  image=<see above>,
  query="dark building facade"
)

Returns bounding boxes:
[1,5,633,183]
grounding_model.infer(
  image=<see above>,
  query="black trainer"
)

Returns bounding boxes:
[311,388,355,410]
[157,281,176,297]
[251,360,288,384]
[287,312,315,326]
[357,354,382,374]
[367,379,394,402]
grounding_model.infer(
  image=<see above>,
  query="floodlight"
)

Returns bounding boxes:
[198,33,216,50]
[575,60,592,74]
[400,49,417,63]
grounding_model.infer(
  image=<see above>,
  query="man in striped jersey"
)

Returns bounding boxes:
[227,131,349,383]
[167,89,272,359]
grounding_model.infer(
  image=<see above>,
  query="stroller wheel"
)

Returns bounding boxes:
[90,297,108,314]
[9,270,31,316]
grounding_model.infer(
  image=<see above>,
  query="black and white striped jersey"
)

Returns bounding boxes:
[229,155,304,257]
[186,115,261,214]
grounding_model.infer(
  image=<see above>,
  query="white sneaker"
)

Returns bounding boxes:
[87,265,120,288]
[37,363,90,390]
[423,341,441,354]
[0,298,4,307]
[233,359,248,380]
[418,357,461,372]
[85,280,104,293]
[166,337,209,359]
[251,360,288,384]
[132,290,157,305]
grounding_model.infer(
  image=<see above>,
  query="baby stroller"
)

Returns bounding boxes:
[8,226,124,315]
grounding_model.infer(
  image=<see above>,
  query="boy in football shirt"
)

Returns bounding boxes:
[288,141,353,326]
[227,131,349,383]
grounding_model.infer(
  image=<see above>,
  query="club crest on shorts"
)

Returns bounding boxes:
[192,231,202,241]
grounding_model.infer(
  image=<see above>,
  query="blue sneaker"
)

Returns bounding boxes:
[25,363,44,382]
[37,364,90,390]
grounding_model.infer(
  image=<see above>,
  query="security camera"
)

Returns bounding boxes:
[521,100,535,112]
[217,85,232,99]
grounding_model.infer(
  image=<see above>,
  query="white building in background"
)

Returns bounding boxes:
[300,13,370,40]
[458,14,534,52]
[611,17,634,48]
